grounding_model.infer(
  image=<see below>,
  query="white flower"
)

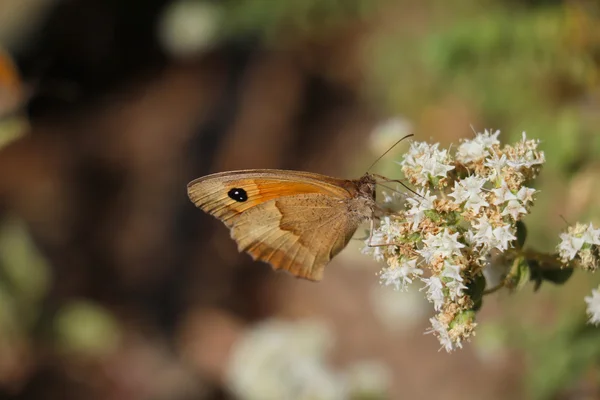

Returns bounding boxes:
[471,214,495,249]
[441,262,463,282]
[401,141,430,167]
[441,262,467,300]
[501,199,528,220]
[471,214,516,252]
[449,180,470,204]
[418,229,465,263]
[421,276,445,311]
[379,258,423,291]
[585,287,600,326]
[506,132,545,169]
[492,225,517,252]
[421,152,454,179]
[450,176,489,213]
[491,182,517,205]
[425,316,459,352]
[582,223,600,245]
[405,189,437,229]
[557,223,600,263]
[446,279,468,301]
[400,142,455,186]
[457,140,487,163]
[462,175,488,194]
[376,216,402,237]
[484,152,508,179]
[558,232,585,261]
[516,186,536,205]
[478,129,502,148]
[456,129,501,163]
[465,194,490,214]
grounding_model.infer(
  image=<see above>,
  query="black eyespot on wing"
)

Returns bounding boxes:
[228,188,248,202]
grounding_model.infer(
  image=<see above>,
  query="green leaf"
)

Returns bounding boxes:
[505,256,531,291]
[466,273,486,311]
[526,258,574,288]
[540,265,574,285]
[450,310,476,329]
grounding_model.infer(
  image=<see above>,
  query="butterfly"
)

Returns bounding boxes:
[187,136,413,281]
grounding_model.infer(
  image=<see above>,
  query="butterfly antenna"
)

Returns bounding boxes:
[378,183,405,196]
[366,134,414,173]
[372,173,424,199]
[559,214,571,227]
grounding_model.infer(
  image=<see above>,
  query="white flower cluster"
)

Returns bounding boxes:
[365,129,545,352]
[557,222,600,271]
[225,319,390,400]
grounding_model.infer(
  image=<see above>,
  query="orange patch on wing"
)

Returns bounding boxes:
[222,180,347,215]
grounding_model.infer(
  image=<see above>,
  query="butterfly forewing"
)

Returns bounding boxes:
[187,169,374,281]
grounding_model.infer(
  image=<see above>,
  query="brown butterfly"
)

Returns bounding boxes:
[187,136,413,281]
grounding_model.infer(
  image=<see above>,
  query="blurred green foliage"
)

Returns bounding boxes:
[0,126,120,373]
[221,0,380,41]
[524,316,600,400]
[54,300,121,357]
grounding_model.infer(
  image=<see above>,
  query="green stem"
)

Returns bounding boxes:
[519,249,566,270]
[483,281,506,295]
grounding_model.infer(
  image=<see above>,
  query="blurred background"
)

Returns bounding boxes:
[0,0,599,399]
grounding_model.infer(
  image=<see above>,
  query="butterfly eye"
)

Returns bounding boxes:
[228,188,248,202]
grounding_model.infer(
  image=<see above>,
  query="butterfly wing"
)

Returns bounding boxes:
[187,169,363,281]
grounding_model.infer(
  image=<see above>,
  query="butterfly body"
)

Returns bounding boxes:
[187,169,376,281]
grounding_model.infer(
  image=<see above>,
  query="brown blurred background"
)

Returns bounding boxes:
[0,0,599,399]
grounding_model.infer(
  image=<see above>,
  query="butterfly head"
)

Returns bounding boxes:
[357,173,377,200]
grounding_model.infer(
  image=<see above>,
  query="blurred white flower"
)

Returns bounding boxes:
[226,319,342,400]
[370,286,429,331]
[342,361,391,399]
[585,287,600,326]
[369,117,413,155]
[226,319,392,400]
[159,0,222,57]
